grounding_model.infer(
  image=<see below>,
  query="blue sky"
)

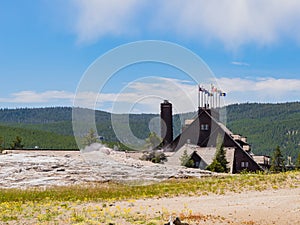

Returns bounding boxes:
[0,0,300,113]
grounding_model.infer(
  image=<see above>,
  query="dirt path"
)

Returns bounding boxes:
[112,187,300,224]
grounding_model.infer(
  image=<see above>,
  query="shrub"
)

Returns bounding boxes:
[140,151,167,163]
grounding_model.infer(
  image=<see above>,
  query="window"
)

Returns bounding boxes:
[241,161,249,168]
[201,124,209,131]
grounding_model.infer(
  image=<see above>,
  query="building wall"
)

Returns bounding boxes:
[233,147,261,173]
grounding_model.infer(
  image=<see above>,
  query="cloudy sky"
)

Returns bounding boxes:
[1,0,300,113]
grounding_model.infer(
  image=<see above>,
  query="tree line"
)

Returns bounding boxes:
[0,102,299,157]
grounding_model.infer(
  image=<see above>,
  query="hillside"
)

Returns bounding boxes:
[0,125,77,149]
[0,103,299,160]
[226,102,300,160]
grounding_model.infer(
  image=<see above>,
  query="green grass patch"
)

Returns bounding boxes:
[0,171,299,203]
[0,171,299,224]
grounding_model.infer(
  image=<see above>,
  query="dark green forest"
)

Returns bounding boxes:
[0,102,299,161]
[0,125,77,149]
[226,102,300,160]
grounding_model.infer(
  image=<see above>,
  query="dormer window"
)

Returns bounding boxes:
[201,124,209,131]
[241,161,249,168]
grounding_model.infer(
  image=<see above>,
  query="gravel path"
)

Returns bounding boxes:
[112,187,300,224]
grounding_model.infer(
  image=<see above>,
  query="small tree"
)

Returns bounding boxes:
[206,135,228,173]
[295,152,300,170]
[82,128,99,147]
[0,136,4,153]
[206,159,225,172]
[10,136,24,150]
[144,132,162,150]
[270,146,285,172]
[180,149,194,168]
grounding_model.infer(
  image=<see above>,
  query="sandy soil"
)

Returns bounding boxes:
[110,187,300,224]
[1,150,299,224]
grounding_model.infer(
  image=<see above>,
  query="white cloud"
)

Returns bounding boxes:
[1,77,299,112]
[157,0,300,48]
[97,77,198,113]
[70,0,300,48]
[217,77,300,93]
[231,61,250,66]
[73,0,142,43]
[0,91,74,104]
[216,77,300,104]
[96,77,300,112]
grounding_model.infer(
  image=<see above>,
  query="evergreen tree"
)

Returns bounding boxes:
[207,135,228,173]
[0,136,4,153]
[180,149,194,168]
[295,152,300,170]
[270,146,285,172]
[144,132,162,150]
[82,128,99,147]
[10,136,24,150]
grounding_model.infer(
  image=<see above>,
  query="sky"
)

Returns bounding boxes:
[0,0,300,113]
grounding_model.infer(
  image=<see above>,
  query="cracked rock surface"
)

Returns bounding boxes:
[0,146,213,189]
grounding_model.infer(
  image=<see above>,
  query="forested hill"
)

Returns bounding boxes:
[0,102,299,160]
[226,102,300,122]
[226,102,300,160]
[0,107,109,124]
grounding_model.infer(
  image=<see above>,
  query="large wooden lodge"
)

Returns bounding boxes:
[160,100,270,173]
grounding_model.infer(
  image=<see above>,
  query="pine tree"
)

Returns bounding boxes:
[270,146,285,172]
[82,128,99,147]
[10,136,24,150]
[180,149,194,168]
[144,132,162,150]
[0,136,4,153]
[295,152,300,170]
[206,135,228,173]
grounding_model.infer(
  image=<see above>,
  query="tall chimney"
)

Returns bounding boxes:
[160,100,173,146]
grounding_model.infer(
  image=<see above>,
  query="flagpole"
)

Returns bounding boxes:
[214,93,216,108]
[201,87,204,108]
[198,85,200,108]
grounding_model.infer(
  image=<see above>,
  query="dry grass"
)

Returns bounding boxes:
[0,171,299,224]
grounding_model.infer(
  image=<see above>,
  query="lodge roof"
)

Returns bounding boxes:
[165,107,263,173]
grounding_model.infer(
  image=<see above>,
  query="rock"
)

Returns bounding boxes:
[0,149,216,188]
[35,167,53,172]
[51,165,61,169]
[173,217,189,225]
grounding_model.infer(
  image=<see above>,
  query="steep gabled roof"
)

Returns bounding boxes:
[165,108,262,172]
[165,144,236,172]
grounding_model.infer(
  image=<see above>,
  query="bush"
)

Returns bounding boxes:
[140,151,167,163]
